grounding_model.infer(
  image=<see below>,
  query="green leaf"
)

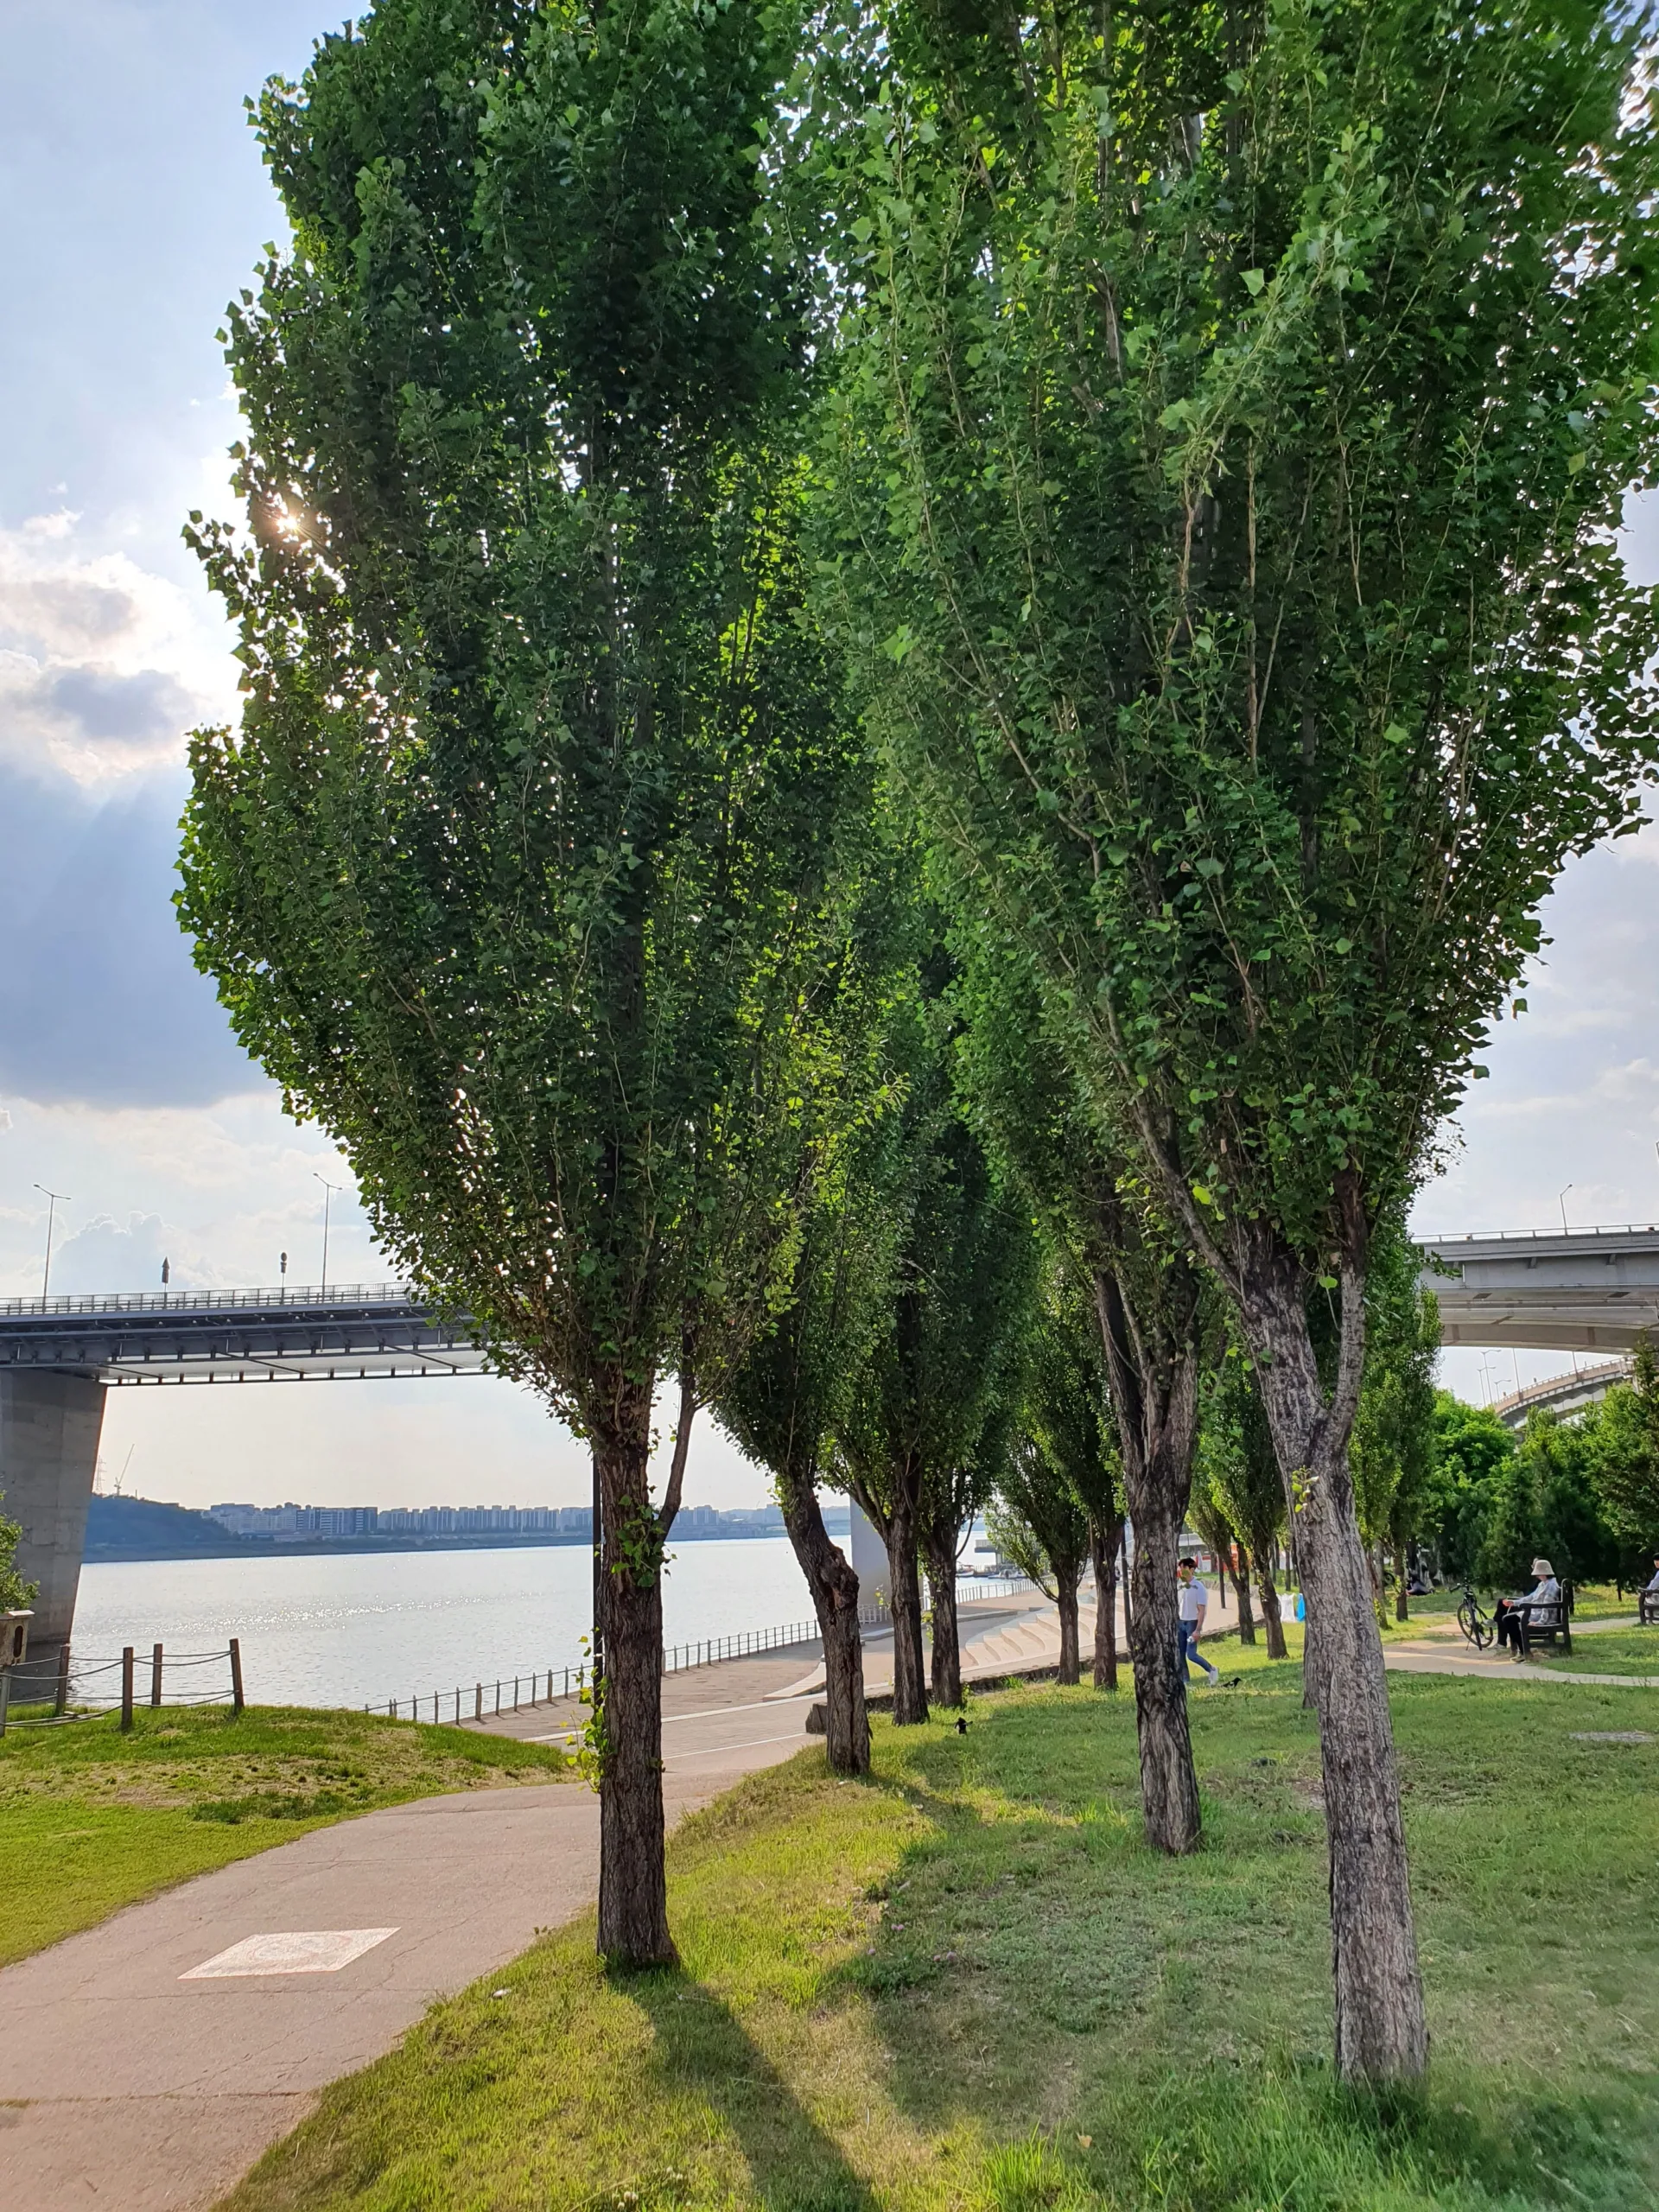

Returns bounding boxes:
[1242,269,1265,296]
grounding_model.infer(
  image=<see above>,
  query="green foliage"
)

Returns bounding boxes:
[1424,1395,1515,1586]
[179,0,874,1459]
[1197,1344,1285,1567]
[0,1491,35,1612]
[1478,1408,1619,1593]
[1028,1277,1121,1545]
[1351,1229,1440,1567]
[1590,1339,1659,1557]
[991,1282,1111,1596]
[830,1067,1039,1535]
[1425,1393,1621,1592]
[823,0,1659,1273]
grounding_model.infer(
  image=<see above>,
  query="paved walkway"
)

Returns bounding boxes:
[1380,1610,1659,1690]
[0,1659,830,2212]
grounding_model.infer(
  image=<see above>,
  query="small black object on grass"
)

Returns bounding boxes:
[955,1714,968,1735]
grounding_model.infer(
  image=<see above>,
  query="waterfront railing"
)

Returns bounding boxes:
[365,1605,892,1726]
[363,1580,1037,1726]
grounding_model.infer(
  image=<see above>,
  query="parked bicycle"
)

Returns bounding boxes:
[1456,1585,1495,1650]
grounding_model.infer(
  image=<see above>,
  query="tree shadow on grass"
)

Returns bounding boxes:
[622,1964,878,2212]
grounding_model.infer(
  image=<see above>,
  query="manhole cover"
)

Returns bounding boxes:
[1569,1731,1653,1745]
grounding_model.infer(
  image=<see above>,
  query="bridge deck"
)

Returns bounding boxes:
[5,1225,1659,1381]
[0,1285,487,1384]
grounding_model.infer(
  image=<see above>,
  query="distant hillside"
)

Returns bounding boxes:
[85,1494,258,1561]
[80,1493,841,1563]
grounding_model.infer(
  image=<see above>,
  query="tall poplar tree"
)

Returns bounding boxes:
[179,0,863,1966]
[825,0,1659,2077]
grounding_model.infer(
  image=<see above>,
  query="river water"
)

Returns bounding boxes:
[70,1537,823,1712]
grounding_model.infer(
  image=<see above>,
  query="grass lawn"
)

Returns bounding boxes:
[225,1662,1659,2212]
[0,1704,570,1967]
[1533,1630,1659,1678]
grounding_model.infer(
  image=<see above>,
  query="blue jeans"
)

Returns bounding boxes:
[1179,1621,1216,1681]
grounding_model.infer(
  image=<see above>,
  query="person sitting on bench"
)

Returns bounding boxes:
[1495,1558,1559,1655]
[1641,1556,1659,1624]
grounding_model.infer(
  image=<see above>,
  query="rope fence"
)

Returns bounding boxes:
[0,1640,245,1733]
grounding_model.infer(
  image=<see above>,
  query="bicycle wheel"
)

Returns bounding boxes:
[1457,1595,1491,1649]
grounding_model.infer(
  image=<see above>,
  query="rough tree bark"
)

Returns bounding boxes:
[885,1488,929,1723]
[1395,1543,1410,1624]
[1236,1542,1257,1644]
[925,1521,963,1707]
[779,1470,869,1774]
[1236,1197,1427,2083]
[1090,1514,1123,1688]
[1093,1264,1202,1855]
[1056,1565,1082,1685]
[594,1410,675,1967]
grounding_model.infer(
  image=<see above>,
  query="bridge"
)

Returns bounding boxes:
[5,1224,1659,1674]
[1425,1224,1659,1354]
[0,1282,485,1669]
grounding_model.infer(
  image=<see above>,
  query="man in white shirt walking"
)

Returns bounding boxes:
[1178,1556,1220,1687]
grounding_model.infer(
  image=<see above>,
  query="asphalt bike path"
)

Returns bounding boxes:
[0,1654,830,2212]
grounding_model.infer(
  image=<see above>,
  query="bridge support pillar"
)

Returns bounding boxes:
[0,1373,106,1671]
[849,1501,890,1609]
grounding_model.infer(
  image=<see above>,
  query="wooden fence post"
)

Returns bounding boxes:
[150,1643,164,1709]
[121,1646,135,1730]
[475,1682,483,1721]
[229,1637,245,1716]
[54,1641,71,1717]
[0,1668,11,1738]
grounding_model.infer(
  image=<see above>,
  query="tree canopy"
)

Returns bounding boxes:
[179,0,874,1967]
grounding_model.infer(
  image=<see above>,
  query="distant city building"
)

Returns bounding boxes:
[206,1498,779,1541]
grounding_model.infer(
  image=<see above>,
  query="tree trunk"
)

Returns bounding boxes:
[1394,1543,1409,1623]
[1056,1566,1082,1684]
[1255,1537,1288,1659]
[779,1470,869,1775]
[925,1519,963,1707]
[887,1493,929,1726]
[1238,1218,1427,2084]
[594,1427,675,1968]
[1236,1541,1257,1645]
[1125,1482,1200,1852]
[1094,1267,1202,1856]
[1090,1516,1122,1689]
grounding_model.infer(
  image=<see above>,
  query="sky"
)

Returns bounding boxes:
[2,3,1658,1509]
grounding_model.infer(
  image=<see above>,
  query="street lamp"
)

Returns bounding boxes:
[1558,1183,1573,1234]
[314,1173,343,1294]
[33,1184,69,1304]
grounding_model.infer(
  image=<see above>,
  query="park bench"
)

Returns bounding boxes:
[1639,1586,1659,1627]
[1516,1582,1574,1659]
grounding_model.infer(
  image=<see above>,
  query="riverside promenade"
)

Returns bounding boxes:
[0,1592,1024,2210]
[2,1584,1576,2210]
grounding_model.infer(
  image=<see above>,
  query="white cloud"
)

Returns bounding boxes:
[0,513,237,785]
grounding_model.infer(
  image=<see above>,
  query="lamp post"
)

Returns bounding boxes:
[314,1173,342,1295]
[33,1185,69,1305]
[1558,1183,1573,1235]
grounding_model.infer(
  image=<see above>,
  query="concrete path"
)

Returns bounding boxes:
[1382,1615,1659,1690]
[0,1664,825,2211]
